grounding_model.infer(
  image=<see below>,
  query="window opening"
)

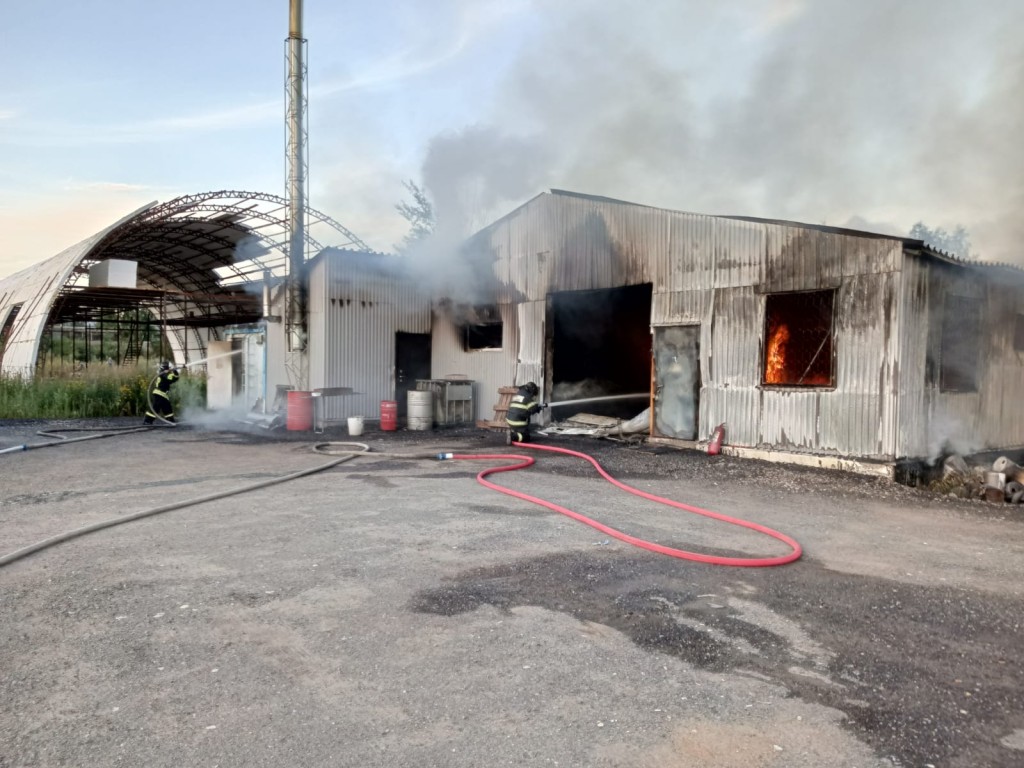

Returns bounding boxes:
[763,290,835,387]
[460,305,503,351]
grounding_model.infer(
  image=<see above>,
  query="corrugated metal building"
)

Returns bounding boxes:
[305,248,432,423]
[428,190,1024,462]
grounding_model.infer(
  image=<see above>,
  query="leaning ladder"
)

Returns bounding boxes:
[476,386,520,431]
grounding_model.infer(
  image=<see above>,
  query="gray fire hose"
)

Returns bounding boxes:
[0,442,373,568]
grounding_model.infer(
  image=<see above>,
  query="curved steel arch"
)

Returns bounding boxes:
[87,190,371,279]
[0,190,372,377]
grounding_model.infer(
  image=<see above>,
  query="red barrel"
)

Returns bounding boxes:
[380,400,398,431]
[287,391,314,431]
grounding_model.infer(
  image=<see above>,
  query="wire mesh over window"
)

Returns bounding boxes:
[940,295,980,393]
[762,290,835,387]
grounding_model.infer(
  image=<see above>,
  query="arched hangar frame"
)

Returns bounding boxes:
[0,190,369,377]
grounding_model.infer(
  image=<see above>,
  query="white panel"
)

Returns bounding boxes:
[88,259,138,289]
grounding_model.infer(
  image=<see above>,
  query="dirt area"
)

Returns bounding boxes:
[1,418,1023,767]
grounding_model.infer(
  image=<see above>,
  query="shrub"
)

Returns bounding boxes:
[0,367,207,419]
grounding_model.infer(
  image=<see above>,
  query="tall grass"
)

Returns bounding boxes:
[0,367,206,419]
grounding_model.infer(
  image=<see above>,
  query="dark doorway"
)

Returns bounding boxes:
[395,332,432,417]
[547,283,653,419]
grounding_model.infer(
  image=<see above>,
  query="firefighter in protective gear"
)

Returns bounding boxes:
[505,381,547,444]
[143,361,180,424]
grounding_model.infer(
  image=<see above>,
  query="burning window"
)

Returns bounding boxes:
[762,290,835,387]
[460,304,503,351]
[939,295,980,393]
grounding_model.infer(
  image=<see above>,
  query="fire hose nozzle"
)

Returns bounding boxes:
[436,453,455,461]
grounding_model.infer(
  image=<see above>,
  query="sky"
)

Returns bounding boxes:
[1,0,1021,281]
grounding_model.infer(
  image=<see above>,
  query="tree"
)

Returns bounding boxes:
[909,222,974,260]
[394,180,435,254]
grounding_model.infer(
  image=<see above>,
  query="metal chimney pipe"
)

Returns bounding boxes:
[285,0,307,353]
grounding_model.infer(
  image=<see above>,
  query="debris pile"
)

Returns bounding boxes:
[930,454,1024,504]
[538,408,650,444]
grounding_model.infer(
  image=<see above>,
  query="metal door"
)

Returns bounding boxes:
[395,332,431,417]
[653,325,700,439]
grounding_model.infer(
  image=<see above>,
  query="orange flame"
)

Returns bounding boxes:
[765,323,789,384]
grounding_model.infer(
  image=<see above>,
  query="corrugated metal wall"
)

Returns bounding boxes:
[422,192,1022,458]
[438,193,906,456]
[896,255,1024,458]
[430,302,519,422]
[308,252,432,423]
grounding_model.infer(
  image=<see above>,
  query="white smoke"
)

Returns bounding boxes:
[400,127,552,303]
[927,410,985,464]
[412,0,1024,264]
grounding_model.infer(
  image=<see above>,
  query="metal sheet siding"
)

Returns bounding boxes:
[699,385,759,446]
[313,252,431,422]
[430,302,518,422]
[924,265,1024,454]
[651,290,710,326]
[454,193,1024,459]
[760,389,819,449]
[983,286,1024,446]
[541,195,665,295]
[713,219,765,289]
[895,256,930,457]
[707,286,760,387]
[895,254,1024,458]
[819,271,900,456]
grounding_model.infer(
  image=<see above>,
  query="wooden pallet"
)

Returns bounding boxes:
[476,386,520,431]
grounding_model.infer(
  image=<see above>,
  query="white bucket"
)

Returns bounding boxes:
[347,416,365,436]
[407,390,433,431]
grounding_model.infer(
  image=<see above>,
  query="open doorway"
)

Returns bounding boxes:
[546,283,652,419]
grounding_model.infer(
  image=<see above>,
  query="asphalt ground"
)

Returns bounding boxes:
[1,417,1023,767]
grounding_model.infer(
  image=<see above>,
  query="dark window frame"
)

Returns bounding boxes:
[761,289,837,388]
[459,305,503,351]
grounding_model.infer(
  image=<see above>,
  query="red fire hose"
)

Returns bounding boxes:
[440,442,802,568]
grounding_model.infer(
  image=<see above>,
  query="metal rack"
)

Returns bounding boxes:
[415,378,475,427]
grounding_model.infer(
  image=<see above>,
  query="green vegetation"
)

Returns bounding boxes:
[0,367,206,419]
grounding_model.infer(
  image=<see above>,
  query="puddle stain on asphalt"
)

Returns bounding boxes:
[411,550,1024,768]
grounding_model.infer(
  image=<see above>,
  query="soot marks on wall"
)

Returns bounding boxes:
[548,283,652,417]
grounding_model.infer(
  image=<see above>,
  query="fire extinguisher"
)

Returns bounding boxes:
[707,423,726,455]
